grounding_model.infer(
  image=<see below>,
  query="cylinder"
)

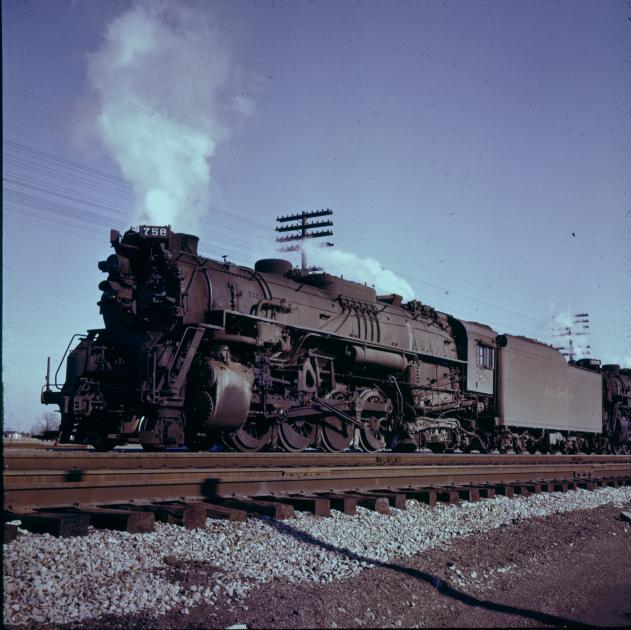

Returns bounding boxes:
[206,360,253,430]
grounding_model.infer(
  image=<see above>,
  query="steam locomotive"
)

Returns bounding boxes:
[42,226,631,454]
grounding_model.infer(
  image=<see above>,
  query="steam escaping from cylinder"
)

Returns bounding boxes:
[302,240,415,301]
[86,1,252,233]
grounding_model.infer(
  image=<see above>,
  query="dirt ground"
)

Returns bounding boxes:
[35,502,631,628]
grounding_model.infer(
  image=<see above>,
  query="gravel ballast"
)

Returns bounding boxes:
[4,486,631,627]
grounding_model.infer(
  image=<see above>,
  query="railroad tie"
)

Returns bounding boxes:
[139,502,208,529]
[471,485,496,499]
[453,485,495,500]
[517,482,542,495]
[371,490,407,510]
[397,488,437,507]
[104,502,205,529]
[493,484,515,498]
[314,493,357,515]
[576,480,596,491]
[75,505,155,533]
[4,511,89,538]
[603,478,622,488]
[452,486,481,502]
[221,497,295,520]
[4,523,18,544]
[599,479,615,488]
[510,484,530,497]
[261,495,331,517]
[550,480,569,493]
[433,488,460,505]
[347,490,406,510]
[342,493,390,514]
[191,501,247,522]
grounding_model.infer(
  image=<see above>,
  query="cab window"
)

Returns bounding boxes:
[476,344,494,369]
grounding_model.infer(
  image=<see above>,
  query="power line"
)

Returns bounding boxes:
[275,209,334,270]
[4,139,130,186]
[2,135,566,331]
[553,313,591,361]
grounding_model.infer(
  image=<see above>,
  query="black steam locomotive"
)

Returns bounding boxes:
[42,226,630,454]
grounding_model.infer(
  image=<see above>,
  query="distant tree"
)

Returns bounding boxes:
[31,412,60,436]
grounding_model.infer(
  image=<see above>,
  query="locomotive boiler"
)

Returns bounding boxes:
[42,226,630,454]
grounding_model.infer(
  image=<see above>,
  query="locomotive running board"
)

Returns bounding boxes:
[208,309,468,365]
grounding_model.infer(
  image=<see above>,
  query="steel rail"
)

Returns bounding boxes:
[4,459,631,511]
[2,441,88,450]
[5,451,631,472]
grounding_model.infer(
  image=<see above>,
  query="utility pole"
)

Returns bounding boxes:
[553,312,591,362]
[275,209,334,270]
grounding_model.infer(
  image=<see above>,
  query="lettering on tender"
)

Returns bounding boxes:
[544,386,575,400]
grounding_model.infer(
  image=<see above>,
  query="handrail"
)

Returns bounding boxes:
[53,333,87,389]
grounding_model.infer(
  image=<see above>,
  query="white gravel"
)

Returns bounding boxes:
[4,486,631,626]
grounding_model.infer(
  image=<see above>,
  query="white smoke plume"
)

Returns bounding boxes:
[87,1,249,233]
[302,241,415,301]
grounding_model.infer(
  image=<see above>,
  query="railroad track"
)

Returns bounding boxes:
[6,450,631,470]
[5,453,631,507]
[4,452,630,528]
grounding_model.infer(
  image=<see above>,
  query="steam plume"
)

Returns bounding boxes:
[302,241,415,301]
[87,1,249,232]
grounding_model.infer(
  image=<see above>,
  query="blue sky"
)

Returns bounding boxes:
[2,0,630,431]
